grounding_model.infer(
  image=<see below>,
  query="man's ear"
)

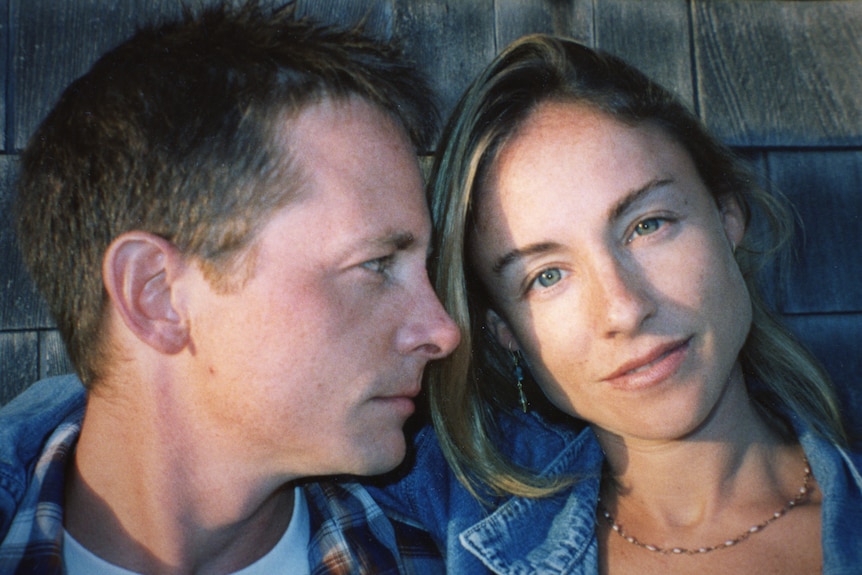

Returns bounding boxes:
[719,194,746,251]
[486,309,520,352]
[102,231,189,355]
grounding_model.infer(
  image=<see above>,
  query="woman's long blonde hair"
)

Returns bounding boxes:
[427,34,846,500]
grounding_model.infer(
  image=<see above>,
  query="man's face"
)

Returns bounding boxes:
[181,97,460,480]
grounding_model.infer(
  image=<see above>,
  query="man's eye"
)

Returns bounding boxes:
[531,268,562,289]
[361,255,393,275]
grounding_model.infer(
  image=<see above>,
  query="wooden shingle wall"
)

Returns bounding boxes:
[1,0,860,430]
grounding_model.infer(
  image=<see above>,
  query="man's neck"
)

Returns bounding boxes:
[64,388,295,575]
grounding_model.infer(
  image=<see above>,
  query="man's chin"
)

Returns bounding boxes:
[350,436,408,477]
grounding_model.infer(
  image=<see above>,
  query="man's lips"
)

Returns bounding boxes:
[602,338,691,390]
[376,387,421,401]
[371,394,418,417]
[371,377,422,414]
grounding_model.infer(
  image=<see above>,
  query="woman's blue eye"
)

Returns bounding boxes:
[534,268,562,288]
[633,218,664,237]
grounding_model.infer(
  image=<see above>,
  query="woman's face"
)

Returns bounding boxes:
[470,101,752,442]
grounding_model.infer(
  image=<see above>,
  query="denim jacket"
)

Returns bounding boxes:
[372,407,862,574]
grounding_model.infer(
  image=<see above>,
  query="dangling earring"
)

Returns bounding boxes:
[510,349,528,413]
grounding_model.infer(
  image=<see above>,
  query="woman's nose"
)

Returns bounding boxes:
[589,254,656,338]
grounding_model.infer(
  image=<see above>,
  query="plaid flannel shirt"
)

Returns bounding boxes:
[0,405,443,574]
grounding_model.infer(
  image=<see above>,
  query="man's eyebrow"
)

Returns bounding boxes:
[369,231,416,251]
[492,242,561,276]
[609,178,674,222]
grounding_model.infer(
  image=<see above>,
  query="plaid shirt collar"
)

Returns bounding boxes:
[0,408,441,575]
[305,481,441,574]
[0,405,82,575]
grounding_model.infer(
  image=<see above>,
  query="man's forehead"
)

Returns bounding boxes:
[281,94,403,147]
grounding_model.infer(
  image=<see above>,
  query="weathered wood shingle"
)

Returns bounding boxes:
[694,0,862,146]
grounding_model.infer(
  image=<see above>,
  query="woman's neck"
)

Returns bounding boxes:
[593,370,803,532]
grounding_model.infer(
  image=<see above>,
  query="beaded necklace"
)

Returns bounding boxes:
[597,457,812,555]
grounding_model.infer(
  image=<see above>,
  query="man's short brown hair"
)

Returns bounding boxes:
[16,1,436,387]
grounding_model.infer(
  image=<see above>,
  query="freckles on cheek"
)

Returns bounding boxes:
[654,247,709,304]
[529,332,592,383]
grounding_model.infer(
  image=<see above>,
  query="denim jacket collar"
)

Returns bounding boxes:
[795,418,862,573]
[459,417,603,574]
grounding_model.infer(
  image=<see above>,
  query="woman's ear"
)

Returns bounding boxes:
[102,231,189,354]
[485,309,520,352]
[719,194,746,251]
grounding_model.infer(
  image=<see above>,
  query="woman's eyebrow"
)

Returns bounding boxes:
[492,242,561,276]
[491,179,675,277]
[609,178,674,222]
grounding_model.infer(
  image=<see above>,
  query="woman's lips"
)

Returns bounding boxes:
[602,338,691,391]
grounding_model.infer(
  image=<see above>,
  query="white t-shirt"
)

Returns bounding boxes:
[63,486,310,575]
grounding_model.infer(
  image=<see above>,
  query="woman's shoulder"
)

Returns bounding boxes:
[363,423,487,542]
[495,408,592,470]
[366,412,598,518]
[795,425,862,567]
[796,416,862,503]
